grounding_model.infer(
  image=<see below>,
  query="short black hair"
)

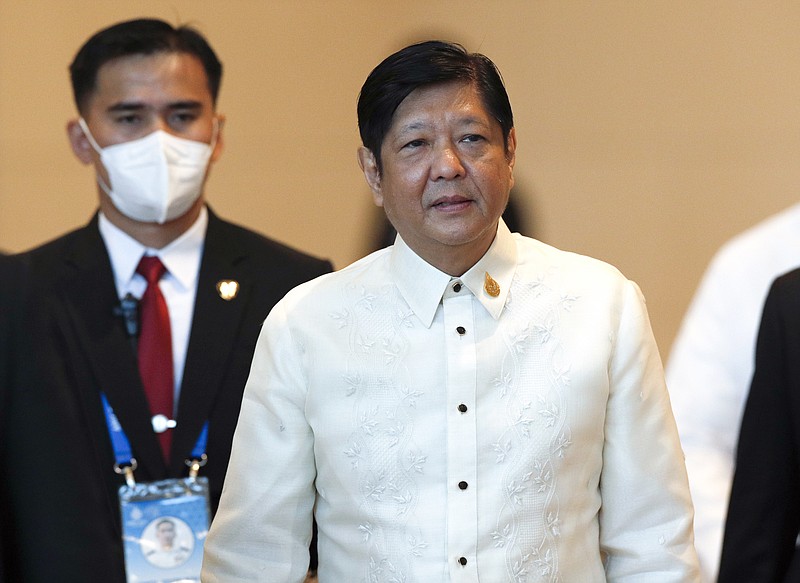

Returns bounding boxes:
[357,40,514,171]
[69,18,223,113]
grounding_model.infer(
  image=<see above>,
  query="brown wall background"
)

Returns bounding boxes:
[3,2,800,359]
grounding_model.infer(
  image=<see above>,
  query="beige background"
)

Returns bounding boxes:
[3,2,800,358]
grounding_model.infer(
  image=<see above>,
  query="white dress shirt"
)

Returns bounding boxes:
[666,201,800,582]
[99,207,207,410]
[203,220,699,582]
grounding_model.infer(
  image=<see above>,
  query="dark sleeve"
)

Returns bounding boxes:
[718,274,800,582]
[0,255,15,417]
[0,252,23,451]
[0,255,9,583]
[0,253,25,582]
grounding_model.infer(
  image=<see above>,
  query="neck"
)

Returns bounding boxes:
[406,233,497,277]
[428,252,481,277]
[99,194,203,249]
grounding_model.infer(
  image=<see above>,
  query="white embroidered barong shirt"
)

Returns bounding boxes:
[203,221,699,582]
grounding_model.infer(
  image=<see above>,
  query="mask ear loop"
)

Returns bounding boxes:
[77,117,113,196]
[78,117,103,154]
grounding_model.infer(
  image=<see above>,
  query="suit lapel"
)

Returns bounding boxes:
[55,212,253,477]
[59,219,167,478]
[169,211,250,473]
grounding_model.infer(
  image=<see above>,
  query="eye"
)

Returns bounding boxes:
[170,111,199,126]
[402,139,426,150]
[462,134,485,144]
[115,113,141,125]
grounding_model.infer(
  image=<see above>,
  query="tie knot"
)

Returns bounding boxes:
[136,255,167,285]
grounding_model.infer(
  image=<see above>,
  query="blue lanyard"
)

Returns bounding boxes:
[100,393,134,467]
[100,393,208,476]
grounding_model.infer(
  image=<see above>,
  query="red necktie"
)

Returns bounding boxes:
[136,256,174,464]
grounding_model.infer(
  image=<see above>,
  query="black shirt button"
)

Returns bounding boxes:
[453,282,462,292]
[458,481,468,490]
[458,556,468,566]
[456,326,466,335]
[458,403,467,413]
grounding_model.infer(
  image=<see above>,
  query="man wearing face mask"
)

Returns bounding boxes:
[0,18,331,582]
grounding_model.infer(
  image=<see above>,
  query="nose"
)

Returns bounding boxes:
[152,113,187,137]
[132,118,171,141]
[430,143,465,181]
[153,118,175,136]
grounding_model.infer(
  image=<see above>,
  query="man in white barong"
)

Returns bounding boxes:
[202,40,700,583]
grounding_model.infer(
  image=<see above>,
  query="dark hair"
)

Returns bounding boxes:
[357,40,514,170]
[69,18,223,113]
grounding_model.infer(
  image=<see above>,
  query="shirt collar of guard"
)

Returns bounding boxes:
[98,205,208,295]
[390,218,517,328]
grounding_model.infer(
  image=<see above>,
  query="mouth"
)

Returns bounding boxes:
[431,196,473,212]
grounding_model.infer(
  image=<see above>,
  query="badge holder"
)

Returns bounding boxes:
[102,394,210,583]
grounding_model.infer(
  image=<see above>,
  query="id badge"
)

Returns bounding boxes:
[119,477,210,583]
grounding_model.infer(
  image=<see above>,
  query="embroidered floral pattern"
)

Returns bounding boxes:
[334,281,425,582]
[485,271,577,582]
[324,260,591,581]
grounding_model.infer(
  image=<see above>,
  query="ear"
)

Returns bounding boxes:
[506,127,517,189]
[357,146,383,207]
[67,119,95,165]
[210,113,225,163]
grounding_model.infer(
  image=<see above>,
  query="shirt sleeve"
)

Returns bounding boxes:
[202,300,316,583]
[600,280,701,582]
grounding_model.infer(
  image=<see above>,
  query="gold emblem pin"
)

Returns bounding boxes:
[484,272,500,297]
[216,280,240,301]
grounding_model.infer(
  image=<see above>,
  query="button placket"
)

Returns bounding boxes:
[443,291,478,579]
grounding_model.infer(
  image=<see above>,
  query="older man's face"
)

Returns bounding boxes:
[359,80,515,275]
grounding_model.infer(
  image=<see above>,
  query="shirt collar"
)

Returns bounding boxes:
[460,219,516,320]
[98,206,208,294]
[390,219,517,328]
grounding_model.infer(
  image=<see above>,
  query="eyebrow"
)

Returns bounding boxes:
[395,115,491,135]
[106,100,204,113]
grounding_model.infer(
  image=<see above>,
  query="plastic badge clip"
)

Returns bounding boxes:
[185,454,208,479]
[114,458,139,487]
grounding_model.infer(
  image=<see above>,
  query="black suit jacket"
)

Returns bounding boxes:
[0,253,22,583]
[0,253,17,423]
[719,267,800,583]
[0,209,331,582]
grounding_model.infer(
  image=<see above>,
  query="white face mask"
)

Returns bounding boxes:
[78,118,217,224]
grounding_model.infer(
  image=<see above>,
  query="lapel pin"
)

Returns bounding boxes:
[484,272,500,298]
[216,279,240,301]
